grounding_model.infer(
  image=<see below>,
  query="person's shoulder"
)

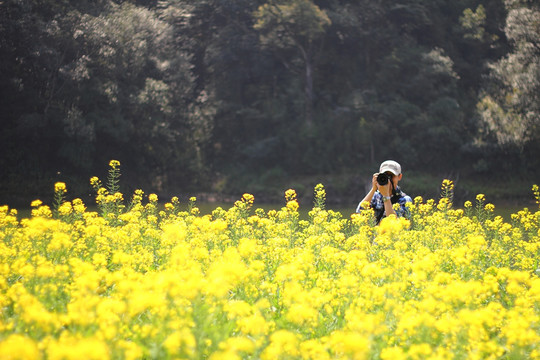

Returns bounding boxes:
[399,190,412,203]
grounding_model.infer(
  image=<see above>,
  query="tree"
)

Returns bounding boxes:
[67,2,202,188]
[158,0,280,174]
[0,0,205,197]
[0,0,86,197]
[477,0,540,146]
[254,0,331,127]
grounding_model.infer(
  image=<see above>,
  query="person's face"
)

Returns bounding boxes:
[386,172,402,188]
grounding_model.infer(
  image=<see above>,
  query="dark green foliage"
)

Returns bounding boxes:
[477,0,540,147]
[0,0,538,205]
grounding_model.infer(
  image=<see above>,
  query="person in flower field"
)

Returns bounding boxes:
[356,160,412,224]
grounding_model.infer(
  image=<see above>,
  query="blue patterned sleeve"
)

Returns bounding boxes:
[356,192,384,213]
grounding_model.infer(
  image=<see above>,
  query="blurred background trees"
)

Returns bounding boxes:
[1,0,538,205]
[477,0,539,147]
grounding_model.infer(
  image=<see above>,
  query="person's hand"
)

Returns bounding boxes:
[377,181,392,197]
[371,173,378,191]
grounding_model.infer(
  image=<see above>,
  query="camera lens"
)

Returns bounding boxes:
[377,173,389,185]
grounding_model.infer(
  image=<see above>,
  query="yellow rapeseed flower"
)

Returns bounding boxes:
[380,346,406,360]
[54,182,67,193]
[286,302,318,326]
[328,330,369,358]
[109,159,120,169]
[285,189,297,202]
[286,200,299,212]
[237,312,270,335]
[90,176,100,187]
[163,328,196,357]
[262,330,299,360]
[242,193,255,204]
[47,336,110,360]
[0,334,40,360]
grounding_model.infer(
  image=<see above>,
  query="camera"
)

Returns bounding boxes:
[376,172,391,186]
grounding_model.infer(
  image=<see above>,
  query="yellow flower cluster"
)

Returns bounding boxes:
[54,182,67,194]
[0,180,539,359]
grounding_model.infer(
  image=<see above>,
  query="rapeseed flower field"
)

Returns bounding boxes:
[1,162,539,359]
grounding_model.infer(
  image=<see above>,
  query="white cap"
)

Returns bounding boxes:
[379,160,401,175]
